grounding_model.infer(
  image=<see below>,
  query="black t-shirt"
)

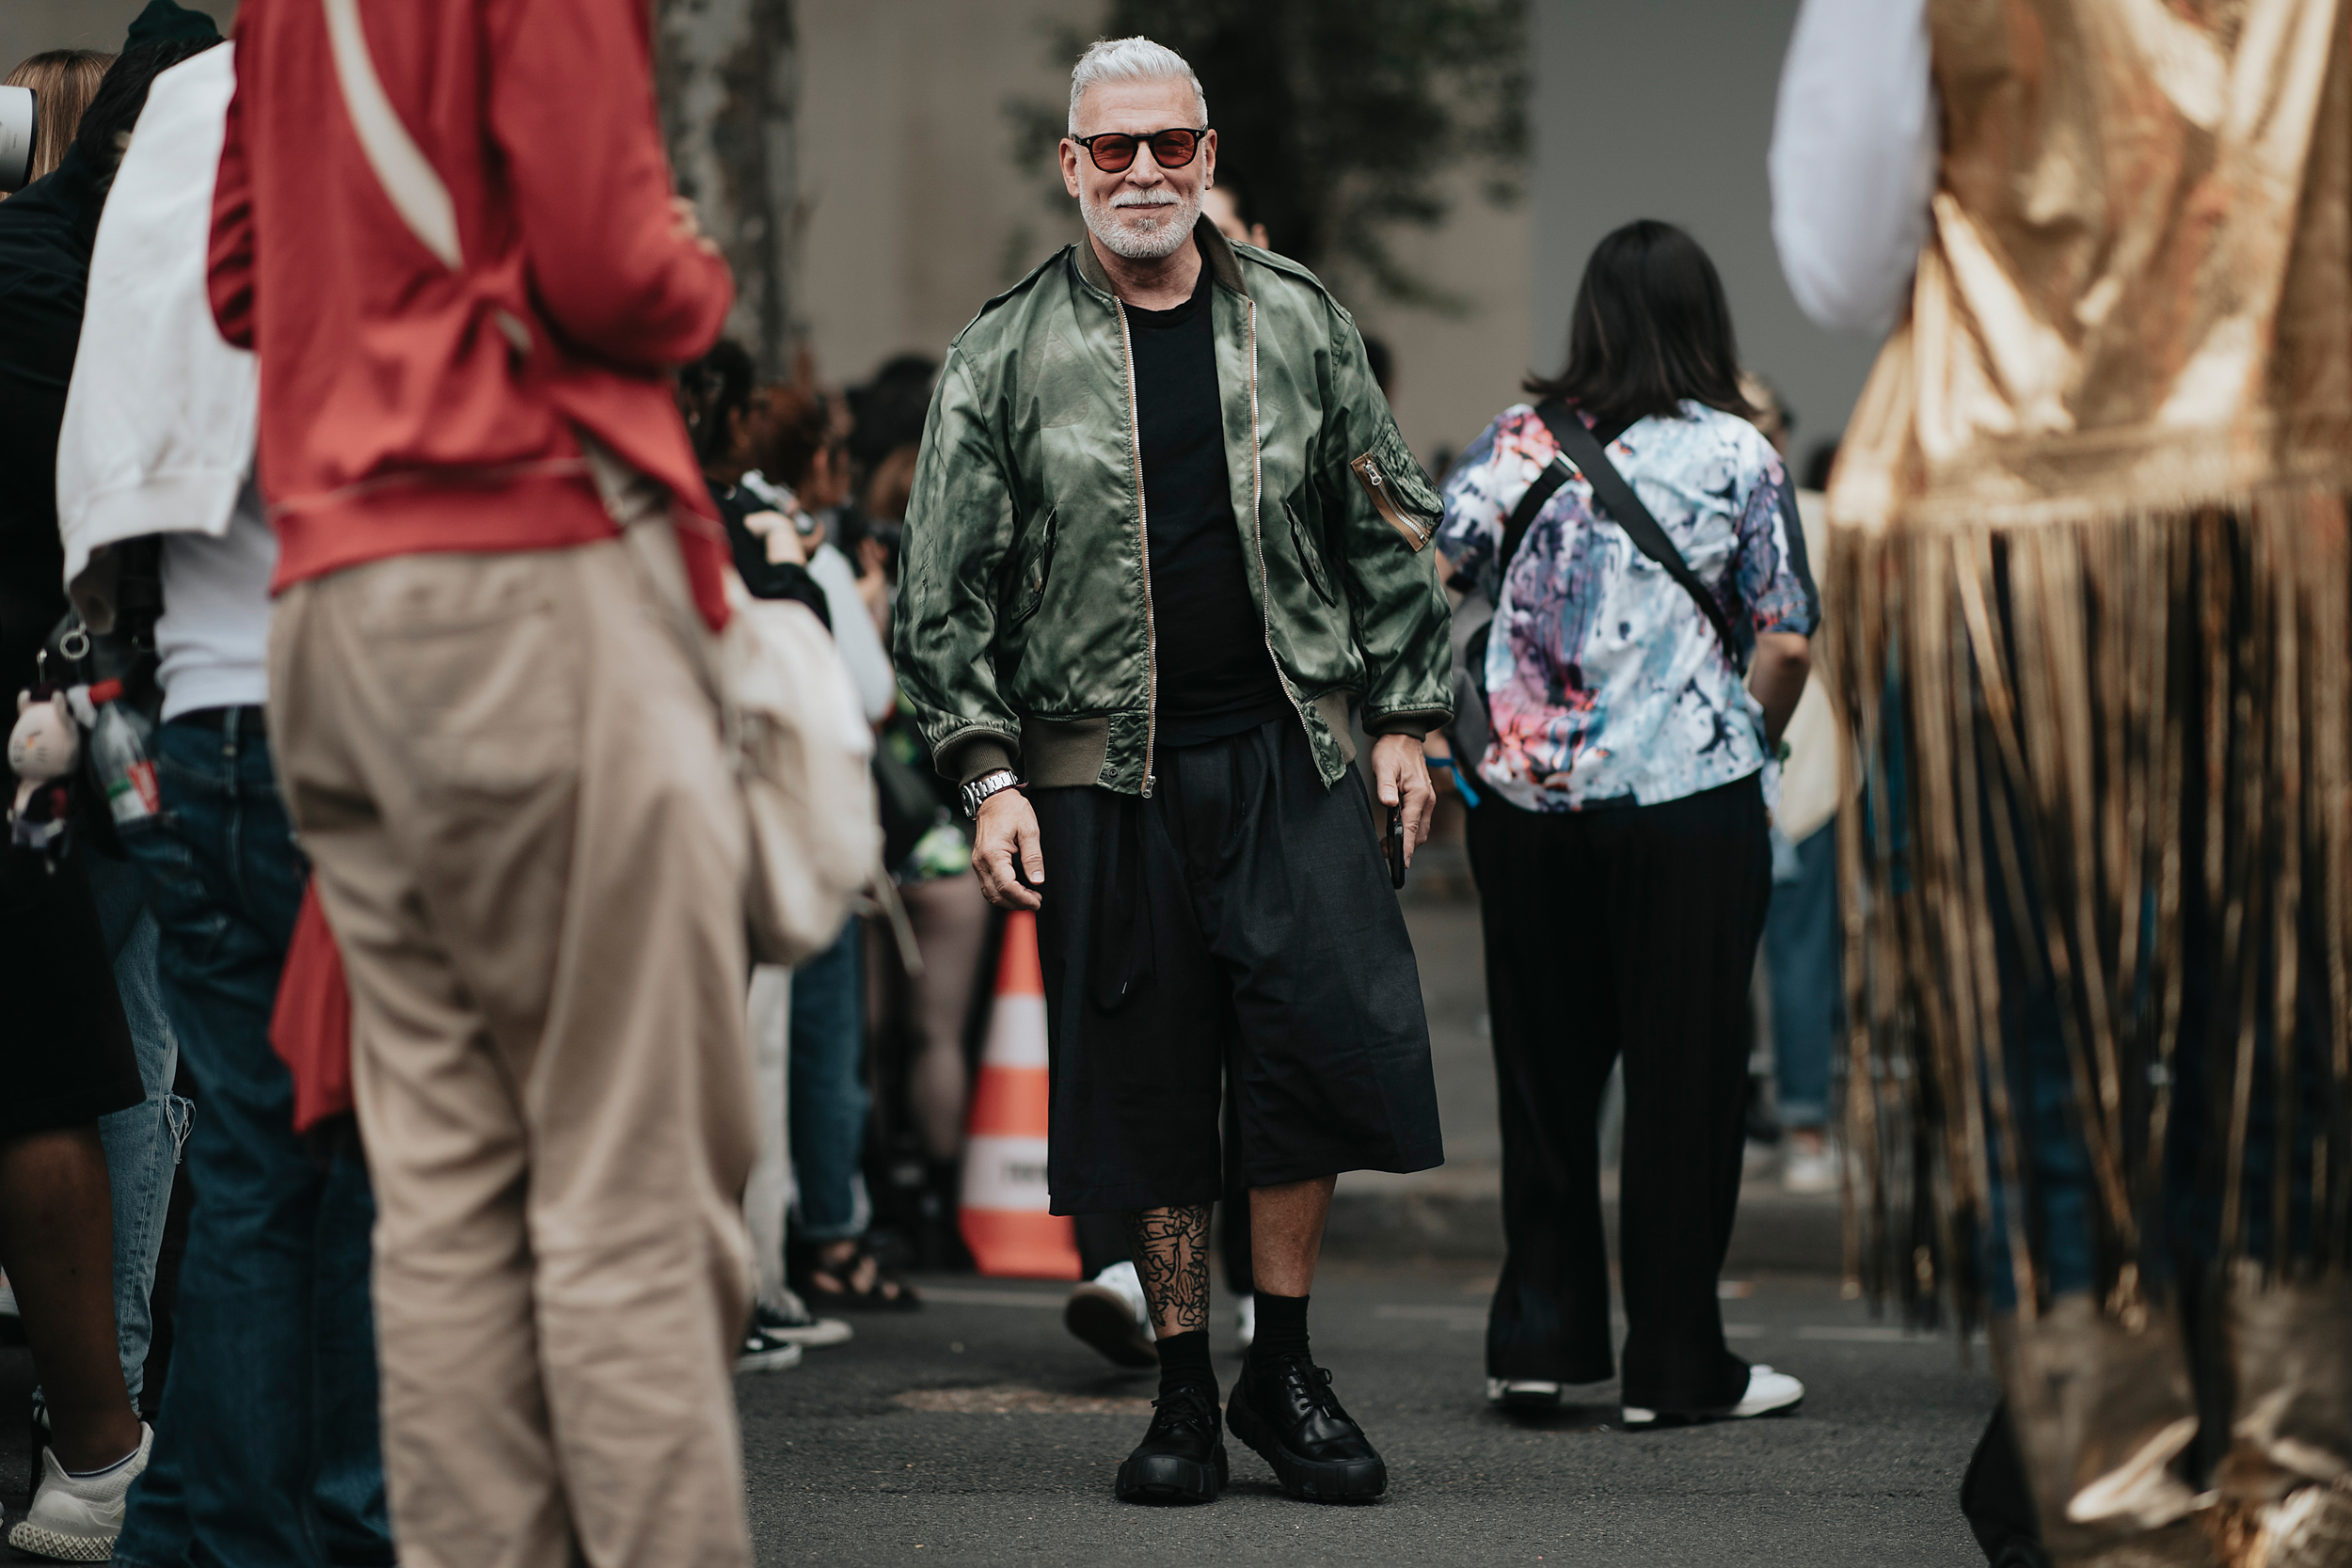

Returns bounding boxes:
[1125,253,1290,750]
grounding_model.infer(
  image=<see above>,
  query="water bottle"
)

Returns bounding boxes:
[86,678,159,824]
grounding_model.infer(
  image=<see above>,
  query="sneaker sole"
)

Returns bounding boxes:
[1065,1291,1158,1370]
[1487,1379,1565,1410]
[767,1320,854,1348]
[1226,1391,1387,1502]
[1621,1396,1803,1429]
[735,1345,804,1374]
[7,1520,115,1561]
[1114,1443,1227,1505]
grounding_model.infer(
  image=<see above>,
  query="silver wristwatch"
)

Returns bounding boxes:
[960,768,1022,818]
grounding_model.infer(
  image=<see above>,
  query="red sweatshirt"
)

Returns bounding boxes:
[210,0,734,627]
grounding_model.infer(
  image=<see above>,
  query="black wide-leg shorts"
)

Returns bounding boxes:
[1031,717,1443,1215]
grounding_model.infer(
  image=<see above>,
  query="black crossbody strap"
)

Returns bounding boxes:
[1499,455,1572,576]
[1534,400,1745,673]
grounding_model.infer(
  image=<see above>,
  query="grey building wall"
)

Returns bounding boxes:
[1531,0,1883,465]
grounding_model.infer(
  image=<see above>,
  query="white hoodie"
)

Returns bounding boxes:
[55,42,265,716]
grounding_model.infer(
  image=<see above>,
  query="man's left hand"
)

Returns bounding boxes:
[1371,732,1436,868]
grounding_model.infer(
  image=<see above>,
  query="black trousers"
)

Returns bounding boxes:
[1032,718,1443,1216]
[1466,773,1772,1412]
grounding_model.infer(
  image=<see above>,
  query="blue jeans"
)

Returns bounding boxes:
[86,853,188,1410]
[1763,822,1838,1130]
[114,713,392,1567]
[789,922,869,1240]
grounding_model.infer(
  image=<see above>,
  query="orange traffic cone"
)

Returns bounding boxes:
[959,910,1080,1279]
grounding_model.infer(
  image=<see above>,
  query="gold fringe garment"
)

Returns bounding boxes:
[1830,491,2352,1326]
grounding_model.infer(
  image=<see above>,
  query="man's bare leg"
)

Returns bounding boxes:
[1248,1176,1335,1297]
[1124,1204,1212,1338]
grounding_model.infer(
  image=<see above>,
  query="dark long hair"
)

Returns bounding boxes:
[1525,220,1755,428]
[681,341,756,470]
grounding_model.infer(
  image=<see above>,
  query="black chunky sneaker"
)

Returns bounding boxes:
[1114,1384,1228,1505]
[1227,1354,1388,1502]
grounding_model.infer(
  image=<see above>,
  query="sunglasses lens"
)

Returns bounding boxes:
[1089,135,1136,172]
[1149,130,1199,167]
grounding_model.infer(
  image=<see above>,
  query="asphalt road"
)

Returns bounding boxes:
[739,1262,1997,1567]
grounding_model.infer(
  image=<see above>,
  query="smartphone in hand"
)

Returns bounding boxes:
[1387,807,1406,890]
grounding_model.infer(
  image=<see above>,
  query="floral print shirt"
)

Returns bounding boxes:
[1437,401,1815,812]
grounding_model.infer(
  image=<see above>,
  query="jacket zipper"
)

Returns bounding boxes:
[1244,297,1310,738]
[1113,299,1158,797]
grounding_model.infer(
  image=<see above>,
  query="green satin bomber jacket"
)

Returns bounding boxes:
[893,217,1454,797]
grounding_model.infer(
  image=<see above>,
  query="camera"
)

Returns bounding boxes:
[0,86,33,193]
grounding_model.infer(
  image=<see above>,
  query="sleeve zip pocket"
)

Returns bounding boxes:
[1350,452,1434,551]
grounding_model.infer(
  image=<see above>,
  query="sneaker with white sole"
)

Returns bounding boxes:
[1485,1378,1563,1409]
[1620,1364,1804,1429]
[1066,1262,1156,1369]
[735,1321,804,1374]
[7,1422,151,1561]
[755,1293,853,1349]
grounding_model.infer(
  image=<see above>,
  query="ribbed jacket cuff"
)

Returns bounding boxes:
[1365,709,1446,740]
[942,734,1019,785]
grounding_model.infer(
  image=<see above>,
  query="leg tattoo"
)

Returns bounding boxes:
[1124,1204,1212,1338]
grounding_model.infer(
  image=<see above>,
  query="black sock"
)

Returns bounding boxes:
[1156,1329,1216,1402]
[1250,1291,1310,1367]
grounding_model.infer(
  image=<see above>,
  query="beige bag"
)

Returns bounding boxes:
[602,458,880,969]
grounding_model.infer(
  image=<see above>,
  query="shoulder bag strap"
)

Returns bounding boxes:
[1498,451,1572,577]
[1534,400,1746,673]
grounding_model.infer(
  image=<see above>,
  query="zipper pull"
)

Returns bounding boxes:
[1141,775,1154,799]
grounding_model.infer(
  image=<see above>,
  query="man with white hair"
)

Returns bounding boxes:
[897,36,1451,1507]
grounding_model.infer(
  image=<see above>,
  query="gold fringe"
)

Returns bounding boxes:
[1829,488,2352,1326]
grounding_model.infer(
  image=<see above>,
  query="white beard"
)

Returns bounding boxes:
[1081,184,1200,261]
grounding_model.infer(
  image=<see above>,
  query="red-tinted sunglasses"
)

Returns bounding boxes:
[1070,126,1208,174]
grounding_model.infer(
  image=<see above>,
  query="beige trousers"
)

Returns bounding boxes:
[270,542,757,1568]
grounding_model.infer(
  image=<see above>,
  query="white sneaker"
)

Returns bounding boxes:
[755,1293,853,1349]
[1621,1365,1804,1429]
[1783,1144,1838,1196]
[1234,1291,1256,1353]
[7,1423,151,1561]
[1065,1262,1156,1369]
[1486,1378,1563,1409]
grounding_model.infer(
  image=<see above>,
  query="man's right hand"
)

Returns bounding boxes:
[972,788,1044,910]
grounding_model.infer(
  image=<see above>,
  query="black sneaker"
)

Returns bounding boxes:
[1113,1384,1227,1505]
[735,1317,804,1374]
[1226,1354,1387,1502]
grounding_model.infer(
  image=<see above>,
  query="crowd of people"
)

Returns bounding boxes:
[0,1,2341,1565]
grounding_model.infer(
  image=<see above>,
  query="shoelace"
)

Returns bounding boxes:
[1151,1386,1220,1435]
[1265,1356,1353,1424]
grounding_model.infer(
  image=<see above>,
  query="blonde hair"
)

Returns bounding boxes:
[4,50,114,187]
[1067,37,1207,135]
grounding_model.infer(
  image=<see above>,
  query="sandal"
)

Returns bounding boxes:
[790,1239,922,1311]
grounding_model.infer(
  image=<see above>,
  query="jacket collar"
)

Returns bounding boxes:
[1071,214,1248,303]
